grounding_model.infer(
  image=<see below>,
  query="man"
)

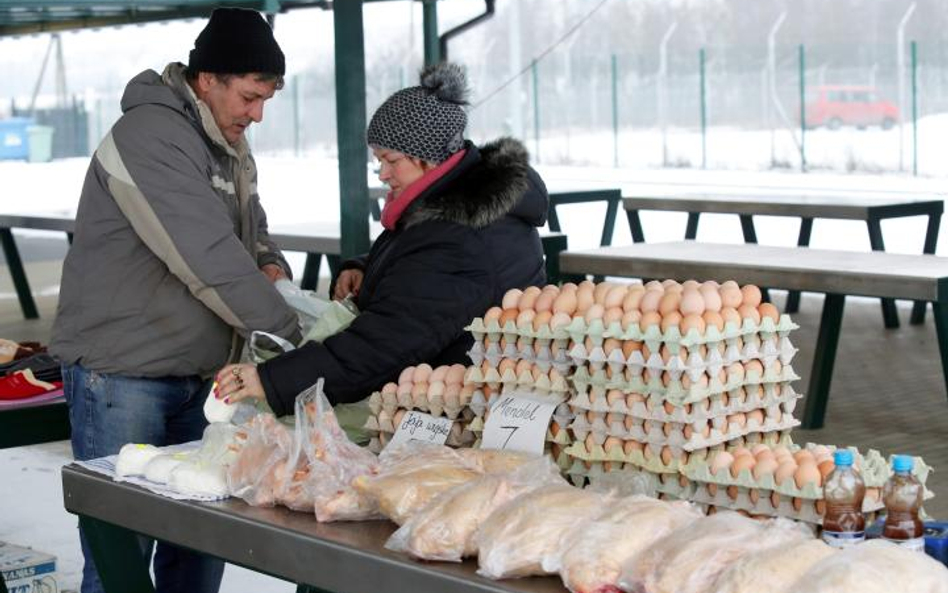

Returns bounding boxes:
[50,8,299,593]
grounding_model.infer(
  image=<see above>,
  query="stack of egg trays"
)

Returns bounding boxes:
[363,384,478,454]
[565,460,696,502]
[467,338,573,375]
[680,444,934,525]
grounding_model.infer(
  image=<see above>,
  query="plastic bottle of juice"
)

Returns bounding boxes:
[822,449,866,548]
[883,455,925,552]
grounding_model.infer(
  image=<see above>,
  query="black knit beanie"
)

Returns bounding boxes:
[366,63,469,164]
[188,8,285,76]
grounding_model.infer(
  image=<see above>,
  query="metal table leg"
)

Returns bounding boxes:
[684,212,700,240]
[300,253,323,291]
[0,228,39,319]
[785,217,813,314]
[738,215,771,303]
[626,209,645,243]
[327,255,341,280]
[541,234,569,284]
[933,301,948,403]
[79,516,156,593]
[911,212,942,324]
[802,293,846,429]
[866,218,900,328]
[600,196,618,247]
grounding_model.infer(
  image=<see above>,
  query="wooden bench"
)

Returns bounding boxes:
[622,187,944,327]
[559,240,948,429]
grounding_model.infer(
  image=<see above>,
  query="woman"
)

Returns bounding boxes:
[215,62,549,415]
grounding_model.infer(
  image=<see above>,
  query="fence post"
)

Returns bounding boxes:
[912,40,918,177]
[700,47,707,169]
[798,43,806,173]
[611,54,619,168]
[532,59,540,163]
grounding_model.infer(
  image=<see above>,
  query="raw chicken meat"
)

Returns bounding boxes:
[386,456,565,561]
[226,413,293,507]
[715,539,835,593]
[477,485,607,579]
[552,496,702,593]
[619,512,811,593]
[785,540,948,593]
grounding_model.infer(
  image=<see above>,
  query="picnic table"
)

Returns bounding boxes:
[61,464,566,593]
[559,240,948,429]
[622,187,944,326]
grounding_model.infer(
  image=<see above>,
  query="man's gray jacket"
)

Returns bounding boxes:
[51,63,299,378]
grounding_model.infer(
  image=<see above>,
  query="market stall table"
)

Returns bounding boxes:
[0,394,68,449]
[622,187,944,325]
[559,240,948,429]
[61,465,567,593]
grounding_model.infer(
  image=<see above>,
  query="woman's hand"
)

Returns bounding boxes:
[215,363,265,404]
[333,269,364,301]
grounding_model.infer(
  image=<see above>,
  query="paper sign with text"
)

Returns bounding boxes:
[481,393,558,455]
[386,411,454,450]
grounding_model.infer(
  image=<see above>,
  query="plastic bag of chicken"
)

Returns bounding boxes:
[352,442,482,525]
[385,454,564,562]
[296,379,382,521]
[550,496,702,593]
[618,511,812,593]
[226,413,294,507]
[476,485,608,579]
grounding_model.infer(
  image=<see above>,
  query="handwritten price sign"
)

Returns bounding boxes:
[481,393,558,455]
[386,411,454,450]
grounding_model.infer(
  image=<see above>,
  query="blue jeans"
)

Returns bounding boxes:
[63,363,225,593]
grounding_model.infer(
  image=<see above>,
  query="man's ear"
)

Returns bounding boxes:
[196,72,216,94]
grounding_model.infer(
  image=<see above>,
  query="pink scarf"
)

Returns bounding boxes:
[381,149,467,230]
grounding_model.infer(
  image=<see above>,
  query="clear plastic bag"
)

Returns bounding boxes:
[456,448,540,474]
[784,539,948,593]
[385,455,564,562]
[296,379,382,522]
[618,512,811,593]
[715,538,835,593]
[476,485,608,579]
[226,413,294,507]
[352,442,481,525]
[552,496,702,593]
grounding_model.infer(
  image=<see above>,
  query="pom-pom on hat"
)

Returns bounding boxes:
[366,62,469,164]
[188,8,285,77]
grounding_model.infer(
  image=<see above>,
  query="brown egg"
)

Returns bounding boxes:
[427,381,445,398]
[660,345,686,364]
[626,392,645,408]
[484,307,503,324]
[720,285,743,309]
[605,412,624,426]
[659,291,682,315]
[640,311,662,331]
[499,308,519,327]
[603,306,624,328]
[550,312,573,330]
[758,302,780,323]
[662,422,675,437]
[700,284,723,312]
[726,485,740,500]
[603,436,623,454]
[744,360,765,377]
[411,381,429,398]
[731,454,756,477]
[775,461,798,485]
[707,483,719,497]
[393,409,406,426]
[623,440,643,455]
[640,289,664,313]
[710,451,735,474]
[584,304,606,324]
[516,309,536,327]
[414,363,433,383]
[792,497,804,512]
[818,459,835,481]
[561,282,579,292]
[497,359,516,376]
[721,307,742,327]
[792,449,815,465]
[514,359,532,376]
[727,362,746,381]
[738,304,761,324]
[770,492,782,509]
[741,285,763,307]
[749,489,761,505]
[604,285,628,309]
[746,409,765,427]
[606,389,625,406]
[398,366,416,384]
[593,282,615,304]
[680,288,706,316]
[702,310,725,332]
[623,285,646,312]
[621,310,642,332]
[602,338,622,355]
[732,446,753,458]
[429,365,450,384]
[660,446,676,465]
[502,288,523,310]
[532,310,553,331]
[576,285,595,314]
[753,457,779,479]
[816,499,827,516]
[661,311,683,332]
[621,340,643,359]
[516,286,542,311]
[552,291,578,315]
[794,462,822,489]
[534,290,557,313]
[681,314,706,335]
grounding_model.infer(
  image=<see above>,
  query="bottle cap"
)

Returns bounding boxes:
[833,449,854,467]
[892,455,914,473]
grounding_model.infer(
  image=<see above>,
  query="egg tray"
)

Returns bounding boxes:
[570,463,697,500]
[467,388,572,418]
[465,415,574,448]
[463,364,571,395]
[467,340,575,375]
[367,390,473,420]
[681,446,934,501]
[569,382,801,424]
[568,403,799,453]
[569,363,800,407]
[465,313,798,351]
[568,335,798,380]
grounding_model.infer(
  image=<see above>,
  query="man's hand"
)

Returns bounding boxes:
[333,269,364,301]
[261,263,288,283]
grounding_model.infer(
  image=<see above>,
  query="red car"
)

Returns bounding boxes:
[805,85,899,130]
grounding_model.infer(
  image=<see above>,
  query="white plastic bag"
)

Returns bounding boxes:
[385,455,564,562]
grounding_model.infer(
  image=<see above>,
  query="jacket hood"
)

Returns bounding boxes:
[120,64,193,118]
[403,137,549,229]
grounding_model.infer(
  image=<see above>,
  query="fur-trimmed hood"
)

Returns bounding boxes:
[401,137,549,230]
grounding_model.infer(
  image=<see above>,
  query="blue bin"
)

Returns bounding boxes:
[0,117,35,160]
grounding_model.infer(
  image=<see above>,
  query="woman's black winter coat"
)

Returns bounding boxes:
[259,137,549,414]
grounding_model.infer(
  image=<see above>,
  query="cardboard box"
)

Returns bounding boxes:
[0,542,57,593]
